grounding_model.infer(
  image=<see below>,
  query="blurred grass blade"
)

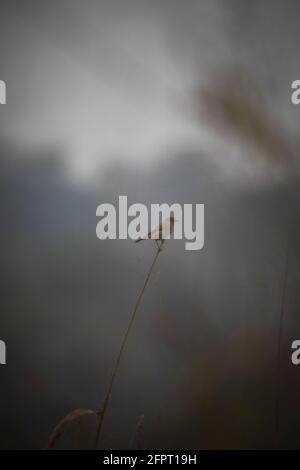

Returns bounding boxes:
[47,408,99,449]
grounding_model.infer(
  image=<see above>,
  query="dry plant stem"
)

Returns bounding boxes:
[95,241,164,448]
[275,239,290,447]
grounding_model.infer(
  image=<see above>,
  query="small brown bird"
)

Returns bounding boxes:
[136,216,176,245]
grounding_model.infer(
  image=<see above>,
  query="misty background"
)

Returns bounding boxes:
[1,0,300,449]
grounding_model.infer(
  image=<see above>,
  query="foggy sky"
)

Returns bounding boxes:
[0,0,299,180]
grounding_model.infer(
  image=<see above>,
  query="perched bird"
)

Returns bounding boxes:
[136,216,176,246]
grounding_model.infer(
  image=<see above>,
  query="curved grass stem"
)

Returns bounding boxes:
[95,241,164,448]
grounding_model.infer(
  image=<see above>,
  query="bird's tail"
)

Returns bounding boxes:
[135,238,143,243]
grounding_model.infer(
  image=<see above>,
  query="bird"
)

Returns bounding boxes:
[136,216,176,247]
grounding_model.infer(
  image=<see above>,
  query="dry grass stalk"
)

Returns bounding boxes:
[95,241,164,448]
[130,414,145,449]
[47,408,99,449]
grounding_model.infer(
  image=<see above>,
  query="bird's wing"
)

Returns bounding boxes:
[147,224,161,239]
[160,220,173,238]
[148,220,172,239]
